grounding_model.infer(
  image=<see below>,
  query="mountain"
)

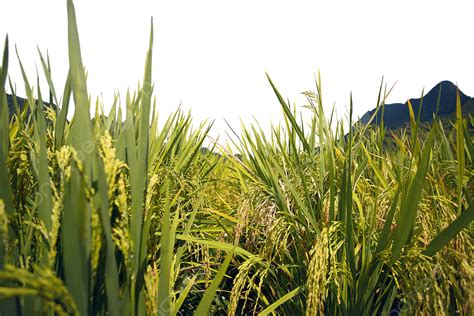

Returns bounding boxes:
[5,80,473,131]
[359,81,473,129]
[5,94,57,117]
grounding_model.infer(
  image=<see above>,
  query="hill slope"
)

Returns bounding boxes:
[359,81,473,129]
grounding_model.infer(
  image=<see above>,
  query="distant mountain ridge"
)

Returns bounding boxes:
[359,81,473,129]
[5,94,57,117]
[5,81,473,131]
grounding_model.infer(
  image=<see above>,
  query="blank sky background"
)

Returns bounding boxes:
[1,0,473,141]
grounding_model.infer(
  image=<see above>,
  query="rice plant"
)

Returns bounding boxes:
[0,0,472,315]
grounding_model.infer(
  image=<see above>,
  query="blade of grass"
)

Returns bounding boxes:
[423,203,474,256]
[131,19,154,314]
[95,160,121,315]
[345,93,357,288]
[172,275,197,315]
[0,35,14,219]
[266,74,311,153]
[455,88,465,214]
[157,181,172,316]
[55,70,72,149]
[375,188,400,254]
[37,47,58,107]
[34,82,53,266]
[0,35,9,155]
[194,251,233,315]
[391,129,434,263]
[0,35,19,316]
[176,235,253,259]
[258,286,301,316]
[63,1,94,313]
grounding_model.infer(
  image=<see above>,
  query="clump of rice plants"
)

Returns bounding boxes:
[227,77,473,315]
[0,0,472,315]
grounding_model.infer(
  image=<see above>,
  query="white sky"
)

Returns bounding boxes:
[1,0,473,141]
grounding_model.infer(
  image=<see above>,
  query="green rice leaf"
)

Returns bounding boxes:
[173,275,197,315]
[258,286,301,316]
[157,181,173,316]
[194,251,233,315]
[391,129,434,263]
[423,203,474,256]
[34,83,53,262]
[176,235,253,259]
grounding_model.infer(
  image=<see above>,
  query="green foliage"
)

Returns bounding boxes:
[0,1,472,315]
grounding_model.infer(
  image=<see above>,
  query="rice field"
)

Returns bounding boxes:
[0,1,472,315]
